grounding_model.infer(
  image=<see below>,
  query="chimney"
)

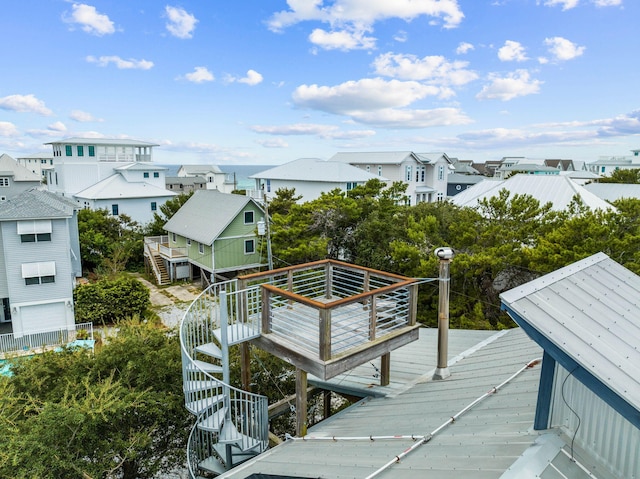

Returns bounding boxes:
[433,247,454,380]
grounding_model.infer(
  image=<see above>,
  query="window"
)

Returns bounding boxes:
[77,145,84,156]
[406,165,412,182]
[366,165,370,172]
[244,239,255,254]
[438,165,445,181]
[65,145,72,156]
[150,202,157,211]
[437,192,444,202]
[244,211,254,224]
[0,178,9,187]
[143,172,149,178]
[88,145,95,157]
[416,166,425,182]
[455,184,462,191]
[199,243,204,254]
[378,166,382,177]
[171,232,176,242]
[22,261,55,285]
[153,172,159,178]
[187,238,191,246]
[18,220,52,242]
[266,179,271,192]
[112,204,119,216]
[346,182,356,190]
[20,233,51,243]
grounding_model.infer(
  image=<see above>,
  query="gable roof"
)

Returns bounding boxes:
[501,252,640,427]
[73,174,176,200]
[329,151,419,165]
[114,163,167,171]
[165,176,207,186]
[0,154,42,182]
[163,190,263,245]
[177,165,224,175]
[250,158,386,182]
[584,182,640,202]
[451,174,614,211]
[0,188,77,220]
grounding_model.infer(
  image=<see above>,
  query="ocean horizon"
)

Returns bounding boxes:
[160,164,275,190]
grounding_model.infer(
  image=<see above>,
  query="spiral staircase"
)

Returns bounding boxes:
[180,279,269,477]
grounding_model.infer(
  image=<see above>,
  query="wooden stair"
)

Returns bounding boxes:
[151,252,170,285]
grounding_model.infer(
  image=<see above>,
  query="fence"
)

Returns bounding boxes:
[0,322,94,358]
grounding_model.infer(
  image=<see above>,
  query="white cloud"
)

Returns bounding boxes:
[498,40,528,62]
[476,70,542,101]
[267,0,464,50]
[544,37,585,61]
[592,0,622,5]
[165,6,198,39]
[372,52,478,86]
[456,42,474,54]
[0,122,19,137]
[256,138,289,148]
[227,70,264,86]
[394,30,408,43]
[47,121,67,132]
[308,27,376,51]
[347,107,473,128]
[251,123,376,139]
[64,3,115,36]
[541,0,579,10]
[86,55,154,69]
[293,78,441,115]
[70,110,102,122]
[0,94,53,116]
[183,66,215,83]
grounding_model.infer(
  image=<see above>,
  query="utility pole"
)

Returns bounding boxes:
[433,247,454,380]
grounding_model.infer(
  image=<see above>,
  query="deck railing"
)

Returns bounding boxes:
[0,322,94,357]
[144,236,187,259]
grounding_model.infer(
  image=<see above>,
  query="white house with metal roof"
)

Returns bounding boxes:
[15,152,53,179]
[0,154,42,200]
[44,138,176,225]
[175,165,236,193]
[329,151,452,205]
[587,150,640,176]
[249,158,387,202]
[451,174,615,212]
[0,189,81,340]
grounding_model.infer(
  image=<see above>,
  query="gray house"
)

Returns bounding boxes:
[0,153,42,200]
[0,189,81,338]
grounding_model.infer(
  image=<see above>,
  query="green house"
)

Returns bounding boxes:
[145,190,268,284]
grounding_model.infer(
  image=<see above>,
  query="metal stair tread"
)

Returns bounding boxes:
[197,406,228,433]
[195,342,223,359]
[218,421,261,451]
[188,359,223,374]
[198,456,227,475]
[185,393,225,415]
[184,379,222,393]
[213,323,260,346]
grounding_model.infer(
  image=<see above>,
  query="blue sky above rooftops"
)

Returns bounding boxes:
[0,0,638,165]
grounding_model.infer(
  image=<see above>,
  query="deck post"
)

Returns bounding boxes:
[318,308,332,361]
[296,368,308,437]
[380,353,391,386]
[240,342,251,392]
[409,283,418,326]
[326,262,333,299]
[369,294,377,341]
[261,286,272,333]
[323,390,332,419]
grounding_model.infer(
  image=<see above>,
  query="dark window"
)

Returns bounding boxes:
[143,172,149,178]
[20,233,51,243]
[199,243,204,254]
[88,145,95,157]
[244,211,254,224]
[153,172,159,178]
[25,277,40,285]
[41,275,55,284]
[77,145,84,156]
[112,204,119,215]
[151,202,157,211]
[65,145,72,156]
[244,239,255,254]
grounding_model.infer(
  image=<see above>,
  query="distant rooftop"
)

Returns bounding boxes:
[45,137,159,147]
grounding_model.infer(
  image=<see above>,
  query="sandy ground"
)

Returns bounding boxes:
[134,275,203,329]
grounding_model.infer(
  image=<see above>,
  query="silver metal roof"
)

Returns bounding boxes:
[329,151,418,165]
[250,158,386,182]
[584,182,640,202]
[177,165,224,175]
[74,174,176,200]
[500,252,640,415]
[163,189,262,245]
[0,154,42,182]
[451,174,614,212]
[44,137,159,146]
[219,328,550,478]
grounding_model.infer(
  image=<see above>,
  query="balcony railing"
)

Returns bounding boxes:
[144,236,187,259]
[0,322,94,358]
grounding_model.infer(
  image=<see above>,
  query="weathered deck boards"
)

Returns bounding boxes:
[309,327,502,398]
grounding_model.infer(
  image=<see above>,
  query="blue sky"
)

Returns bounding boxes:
[1,0,638,165]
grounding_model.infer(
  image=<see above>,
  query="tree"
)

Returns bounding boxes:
[0,319,190,479]
[144,192,193,236]
[78,208,143,274]
[268,187,301,216]
[74,276,151,325]
[597,168,640,184]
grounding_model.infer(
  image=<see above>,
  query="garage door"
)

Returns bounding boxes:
[21,301,67,334]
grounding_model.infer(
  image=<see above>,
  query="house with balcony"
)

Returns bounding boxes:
[0,188,83,355]
[144,189,267,285]
[249,157,386,203]
[587,149,640,176]
[175,165,237,193]
[329,151,452,205]
[44,138,176,225]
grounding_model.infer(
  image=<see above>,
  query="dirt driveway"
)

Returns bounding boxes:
[134,275,203,329]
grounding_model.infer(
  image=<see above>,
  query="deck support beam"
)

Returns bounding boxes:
[240,342,251,392]
[296,368,308,437]
[380,353,390,386]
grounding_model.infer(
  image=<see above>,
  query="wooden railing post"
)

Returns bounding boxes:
[369,294,377,341]
[409,283,418,326]
[325,262,333,299]
[261,286,272,334]
[318,308,331,360]
[296,369,308,437]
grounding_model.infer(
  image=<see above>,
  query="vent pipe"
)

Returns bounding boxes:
[433,247,454,380]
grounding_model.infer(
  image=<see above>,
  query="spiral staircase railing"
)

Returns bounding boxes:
[180,279,268,477]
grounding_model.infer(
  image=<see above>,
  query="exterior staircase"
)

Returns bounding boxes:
[181,280,268,477]
[151,252,170,285]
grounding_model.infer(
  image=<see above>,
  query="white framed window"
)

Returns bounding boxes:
[153,172,159,178]
[18,220,52,243]
[437,192,444,202]
[143,172,149,178]
[244,211,254,224]
[111,204,119,216]
[0,178,9,187]
[150,202,157,211]
[438,165,445,181]
[244,239,255,254]
[405,165,412,182]
[171,232,176,242]
[199,242,204,254]
[187,238,191,246]
[21,261,56,285]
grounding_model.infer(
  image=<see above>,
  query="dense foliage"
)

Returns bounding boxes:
[144,191,194,236]
[268,181,640,329]
[74,276,151,325]
[0,320,189,479]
